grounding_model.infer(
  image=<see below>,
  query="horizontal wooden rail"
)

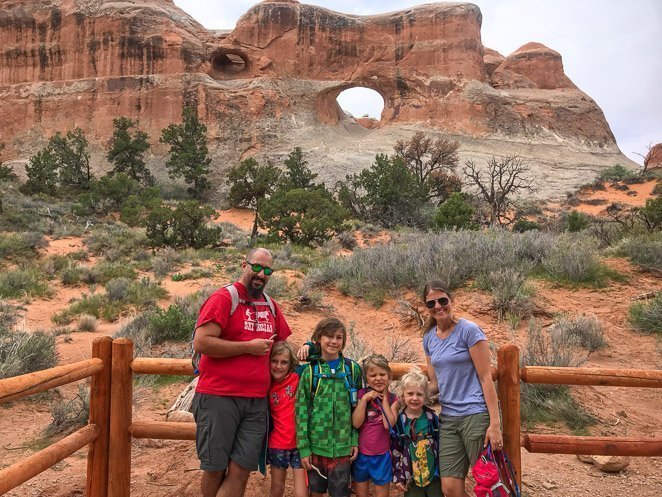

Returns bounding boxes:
[131,358,193,375]
[523,434,662,456]
[130,421,195,440]
[0,358,104,404]
[521,366,662,388]
[0,424,99,495]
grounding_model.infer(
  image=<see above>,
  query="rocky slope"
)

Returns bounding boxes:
[0,0,636,198]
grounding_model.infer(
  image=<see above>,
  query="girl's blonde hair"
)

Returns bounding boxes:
[399,366,429,401]
[270,341,298,375]
[361,354,392,382]
[311,317,347,349]
[421,281,453,335]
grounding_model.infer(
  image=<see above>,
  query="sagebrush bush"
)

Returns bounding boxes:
[615,233,662,272]
[105,277,132,302]
[598,164,636,182]
[629,293,661,334]
[542,235,605,285]
[520,320,595,431]
[0,231,47,259]
[477,268,534,321]
[46,384,90,436]
[551,314,606,352]
[0,268,52,298]
[85,224,148,257]
[0,299,18,331]
[61,266,85,286]
[337,231,358,250]
[147,305,196,344]
[77,314,98,332]
[0,329,58,378]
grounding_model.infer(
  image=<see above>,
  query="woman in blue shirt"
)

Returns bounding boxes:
[422,281,502,497]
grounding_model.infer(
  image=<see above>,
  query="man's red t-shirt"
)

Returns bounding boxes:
[195,282,292,398]
[268,371,299,450]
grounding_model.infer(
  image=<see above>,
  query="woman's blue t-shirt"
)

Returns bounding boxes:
[423,318,487,417]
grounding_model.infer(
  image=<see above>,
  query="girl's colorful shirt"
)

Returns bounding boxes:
[268,372,299,449]
[391,406,440,488]
[357,388,397,455]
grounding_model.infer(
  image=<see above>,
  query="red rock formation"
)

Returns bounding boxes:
[0,0,633,196]
[645,143,662,170]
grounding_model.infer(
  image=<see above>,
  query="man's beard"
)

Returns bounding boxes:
[247,277,265,299]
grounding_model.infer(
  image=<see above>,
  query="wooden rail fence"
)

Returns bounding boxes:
[1,339,661,496]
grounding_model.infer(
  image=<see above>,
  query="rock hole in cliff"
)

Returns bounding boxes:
[336,87,384,129]
[212,51,248,75]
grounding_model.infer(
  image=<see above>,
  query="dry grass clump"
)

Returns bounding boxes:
[0,329,58,379]
[77,314,98,332]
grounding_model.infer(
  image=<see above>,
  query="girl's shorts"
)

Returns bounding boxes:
[267,448,302,469]
[351,452,392,486]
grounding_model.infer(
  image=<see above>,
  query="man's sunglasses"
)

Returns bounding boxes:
[246,261,274,276]
[425,297,450,309]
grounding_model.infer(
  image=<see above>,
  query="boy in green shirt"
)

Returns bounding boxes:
[295,317,363,497]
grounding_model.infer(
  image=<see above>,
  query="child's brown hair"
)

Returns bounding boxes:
[270,341,298,375]
[362,354,392,382]
[311,317,347,349]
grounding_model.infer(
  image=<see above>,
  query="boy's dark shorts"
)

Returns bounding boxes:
[308,454,351,497]
[192,393,268,472]
[267,448,302,469]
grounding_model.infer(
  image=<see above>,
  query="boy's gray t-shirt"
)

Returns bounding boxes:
[423,318,487,416]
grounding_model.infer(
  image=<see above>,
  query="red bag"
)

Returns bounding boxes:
[472,443,514,497]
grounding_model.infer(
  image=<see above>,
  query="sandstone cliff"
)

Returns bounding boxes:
[0,0,636,199]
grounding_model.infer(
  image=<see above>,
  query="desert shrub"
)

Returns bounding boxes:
[512,218,540,233]
[477,268,534,321]
[0,329,58,378]
[89,261,137,284]
[306,229,557,298]
[61,266,85,286]
[53,293,108,324]
[541,235,609,285]
[628,293,662,334]
[0,268,52,298]
[598,164,636,182]
[105,277,132,301]
[520,320,595,431]
[144,200,221,249]
[85,224,148,257]
[337,231,358,250]
[564,210,591,233]
[550,314,606,352]
[170,268,214,281]
[263,273,289,300]
[152,257,172,279]
[46,384,90,436]
[0,231,47,259]
[0,299,17,331]
[433,192,477,231]
[147,305,196,344]
[77,314,98,332]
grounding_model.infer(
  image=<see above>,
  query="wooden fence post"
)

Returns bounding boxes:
[108,338,133,497]
[86,336,112,497]
[497,344,522,486]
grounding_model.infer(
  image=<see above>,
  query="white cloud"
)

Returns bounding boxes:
[174,0,662,163]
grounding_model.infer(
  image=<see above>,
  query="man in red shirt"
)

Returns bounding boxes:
[192,248,292,497]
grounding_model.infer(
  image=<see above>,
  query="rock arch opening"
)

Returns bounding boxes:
[210,50,249,79]
[336,87,385,129]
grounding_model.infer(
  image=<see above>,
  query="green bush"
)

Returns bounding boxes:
[259,188,349,246]
[628,293,661,334]
[0,268,52,298]
[565,210,591,233]
[512,219,540,233]
[0,231,48,259]
[85,224,148,257]
[0,329,58,379]
[542,235,612,286]
[434,193,477,231]
[144,200,222,249]
[147,305,196,344]
[105,277,132,301]
[598,164,637,182]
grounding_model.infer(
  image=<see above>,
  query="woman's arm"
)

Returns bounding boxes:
[469,340,503,448]
[425,355,439,396]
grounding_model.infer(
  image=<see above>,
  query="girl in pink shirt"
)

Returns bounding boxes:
[268,342,307,497]
[351,354,399,497]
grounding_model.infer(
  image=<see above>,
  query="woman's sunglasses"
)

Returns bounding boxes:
[425,297,450,309]
[246,261,274,276]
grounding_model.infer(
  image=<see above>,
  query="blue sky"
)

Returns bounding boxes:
[173,0,662,164]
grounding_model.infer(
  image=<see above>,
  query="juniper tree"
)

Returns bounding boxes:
[160,107,212,199]
[107,117,153,186]
[227,157,281,243]
[280,147,318,190]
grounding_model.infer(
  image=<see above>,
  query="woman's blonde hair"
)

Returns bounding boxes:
[361,354,392,382]
[398,366,429,401]
[270,341,298,374]
[421,280,453,335]
[311,317,347,349]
